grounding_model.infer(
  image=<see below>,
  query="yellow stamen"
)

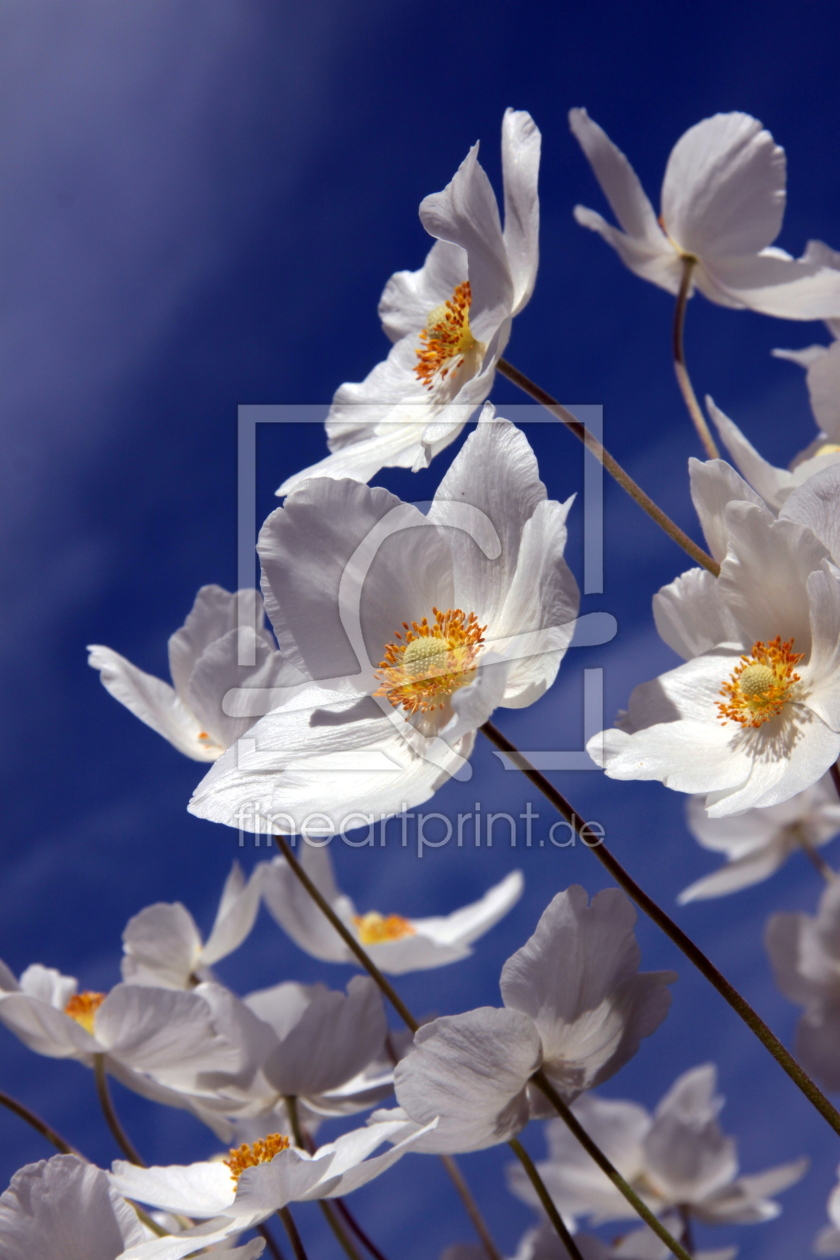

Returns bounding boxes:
[718,637,803,728]
[353,912,417,945]
[64,992,105,1035]
[814,443,840,457]
[415,282,477,390]
[224,1134,291,1183]
[375,607,486,714]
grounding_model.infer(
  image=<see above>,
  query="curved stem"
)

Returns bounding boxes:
[0,1087,81,1157]
[284,1095,363,1260]
[531,1074,690,1260]
[273,838,502,1260]
[800,838,836,883]
[93,1055,145,1166]
[479,720,840,1138]
[672,257,720,459]
[507,1139,583,1260]
[496,357,718,576]
[278,1206,309,1260]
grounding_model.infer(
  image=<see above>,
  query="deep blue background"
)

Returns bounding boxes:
[2,3,840,1257]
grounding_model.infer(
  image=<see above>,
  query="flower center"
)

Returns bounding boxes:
[225,1134,291,1183]
[353,912,417,945]
[718,637,804,728]
[64,992,105,1035]
[814,442,840,457]
[375,607,486,714]
[414,282,478,391]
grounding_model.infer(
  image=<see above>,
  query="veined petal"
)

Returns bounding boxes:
[661,113,785,258]
[378,239,468,344]
[501,108,541,314]
[704,402,795,511]
[568,109,665,245]
[201,862,263,968]
[704,250,840,320]
[653,569,740,662]
[121,903,202,989]
[689,455,767,563]
[94,984,239,1075]
[805,565,840,729]
[108,1159,236,1219]
[781,463,840,565]
[168,587,265,701]
[571,205,680,293]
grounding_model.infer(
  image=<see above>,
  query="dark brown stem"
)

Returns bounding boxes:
[0,1087,81,1157]
[439,1154,503,1260]
[278,1206,309,1260]
[258,1224,287,1260]
[678,1204,694,1256]
[93,1055,145,1166]
[284,1095,362,1260]
[507,1139,584,1260]
[672,257,720,459]
[495,357,718,575]
[334,1199,391,1260]
[830,760,840,801]
[480,720,840,1138]
[532,1073,690,1260]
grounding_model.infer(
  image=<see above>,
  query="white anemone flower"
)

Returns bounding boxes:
[0,1155,263,1260]
[385,887,674,1154]
[259,843,523,973]
[277,110,539,494]
[569,109,840,319]
[108,1116,437,1233]
[767,880,840,1091]
[678,774,840,903]
[588,458,840,816]
[773,240,840,426]
[508,1066,805,1231]
[506,1221,735,1260]
[89,586,299,761]
[121,862,263,989]
[190,412,579,835]
[0,959,243,1127]
[815,1164,840,1255]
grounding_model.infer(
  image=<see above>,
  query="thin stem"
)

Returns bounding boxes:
[678,1205,694,1257]
[439,1155,503,1260]
[800,839,836,884]
[531,1074,690,1260]
[278,1206,309,1260]
[0,1087,81,1157]
[830,760,840,801]
[496,357,718,576]
[479,720,840,1138]
[273,836,418,1032]
[334,1199,391,1260]
[257,1223,287,1260]
[93,1055,145,1166]
[285,1096,358,1260]
[672,257,720,460]
[273,838,502,1260]
[507,1139,584,1260]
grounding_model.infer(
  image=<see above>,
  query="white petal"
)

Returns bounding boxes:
[678,841,789,903]
[803,339,840,439]
[121,903,202,989]
[704,249,840,320]
[781,462,840,565]
[500,887,674,1094]
[109,1160,237,1217]
[419,141,513,342]
[378,238,468,343]
[186,626,300,750]
[568,110,665,245]
[0,992,96,1059]
[95,984,239,1075]
[805,565,840,729]
[652,568,740,661]
[642,1065,738,1206]
[688,454,767,563]
[412,870,525,949]
[695,1158,807,1224]
[260,847,354,964]
[168,587,264,699]
[571,204,680,293]
[501,109,541,314]
[661,113,785,258]
[307,1117,440,1198]
[18,963,76,1009]
[705,710,840,816]
[201,862,263,968]
[704,401,794,511]
[87,645,216,761]
[394,1007,541,1152]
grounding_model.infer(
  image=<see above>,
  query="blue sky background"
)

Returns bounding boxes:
[2,2,840,1257]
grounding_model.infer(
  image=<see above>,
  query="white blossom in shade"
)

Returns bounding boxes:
[678,774,840,903]
[121,862,263,989]
[508,1066,805,1231]
[108,1115,438,1233]
[569,109,840,319]
[88,586,301,761]
[277,111,539,496]
[766,879,840,1091]
[0,1155,265,1260]
[815,1164,840,1254]
[704,396,840,514]
[387,886,674,1154]
[588,457,840,816]
[259,843,523,973]
[773,241,840,432]
[0,960,246,1131]
[190,412,579,835]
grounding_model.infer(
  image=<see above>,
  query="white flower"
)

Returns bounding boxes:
[508,1066,804,1230]
[0,1154,264,1260]
[678,773,840,902]
[190,412,579,834]
[569,109,840,319]
[121,862,263,989]
[509,1221,735,1260]
[88,586,300,761]
[108,1116,437,1232]
[588,459,840,816]
[704,395,840,514]
[766,879,840,1090]
[277,110,539,494]
[815,1163,840,1254]
[259,843,523,973]
[774,241,840,436]
[387,887,674,1153]
[0,960,244,1128]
